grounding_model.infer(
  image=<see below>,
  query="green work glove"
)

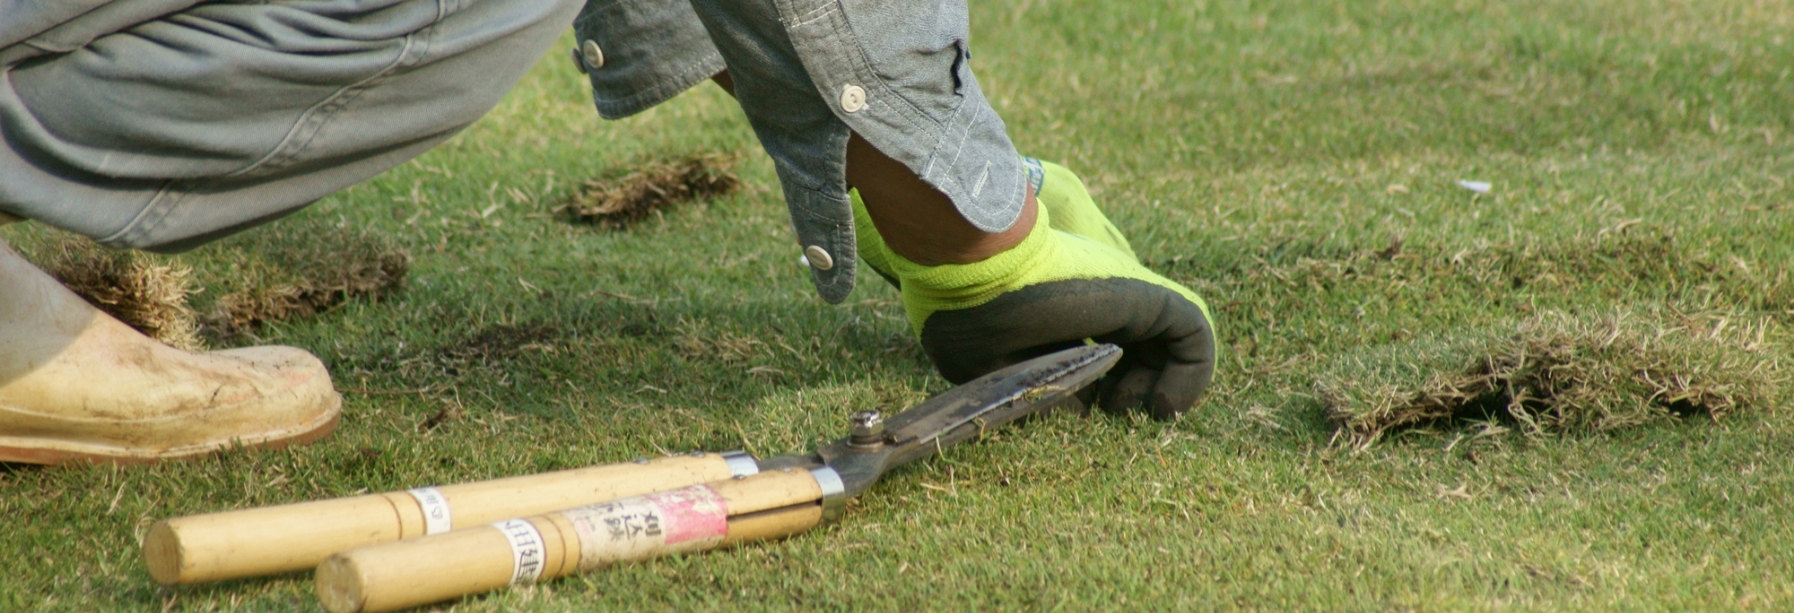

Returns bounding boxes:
[852,159,1218,420]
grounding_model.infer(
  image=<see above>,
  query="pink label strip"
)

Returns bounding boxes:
[646,485,729,545]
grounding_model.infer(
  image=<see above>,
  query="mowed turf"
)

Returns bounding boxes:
[4,0,1794,610]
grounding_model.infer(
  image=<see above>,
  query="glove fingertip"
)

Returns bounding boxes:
[1100,366,1159,415]
[1148,392,1185,422]
[1147,361,1216,421]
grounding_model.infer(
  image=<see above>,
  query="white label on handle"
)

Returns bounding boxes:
[562,484,730,572]
[492,519,547,585]
[407,487,452,535]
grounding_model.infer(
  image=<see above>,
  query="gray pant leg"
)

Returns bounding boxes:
[0,0,583,252]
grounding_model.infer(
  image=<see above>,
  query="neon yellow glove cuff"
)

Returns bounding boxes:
[852,172,1211,336]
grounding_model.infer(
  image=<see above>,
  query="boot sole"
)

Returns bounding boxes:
[0,396,342,465]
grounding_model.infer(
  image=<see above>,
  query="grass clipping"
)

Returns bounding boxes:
[199,219,410,338]
[1317,312,1782,447]
[28,236,202,350]
[559,154,740,228]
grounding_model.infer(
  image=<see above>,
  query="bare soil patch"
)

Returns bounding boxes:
[440,322,563,364]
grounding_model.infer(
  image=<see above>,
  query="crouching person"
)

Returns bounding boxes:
[0,0,1217,465]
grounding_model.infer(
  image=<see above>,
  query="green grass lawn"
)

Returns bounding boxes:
[6,0,1794,610]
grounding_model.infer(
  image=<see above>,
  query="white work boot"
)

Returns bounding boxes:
[0,235,341,464]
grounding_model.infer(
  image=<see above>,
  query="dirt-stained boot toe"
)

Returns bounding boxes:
[0,239,341,464]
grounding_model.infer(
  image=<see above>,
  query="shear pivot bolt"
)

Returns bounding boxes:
[849,410,885,448]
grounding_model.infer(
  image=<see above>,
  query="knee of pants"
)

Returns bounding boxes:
[0,0,584,249]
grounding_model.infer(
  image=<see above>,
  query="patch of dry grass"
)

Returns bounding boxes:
[558,154,740,228]
[26,236,202,350]
[198,219,410,338]
[1316,311,1785,447]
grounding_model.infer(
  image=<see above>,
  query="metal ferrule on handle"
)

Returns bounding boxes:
[811,466,847,523]
[315,466,837,613]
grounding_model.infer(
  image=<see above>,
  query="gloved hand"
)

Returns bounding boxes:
[853,159,1217,420]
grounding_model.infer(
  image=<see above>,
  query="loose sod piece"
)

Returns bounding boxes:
[143,452,750,585]
[1316,312,1783,447]
[24,235,202,350]
[558,154,740,228]
[196,219,410,337]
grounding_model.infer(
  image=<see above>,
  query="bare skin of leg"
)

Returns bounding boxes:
[0,231,341,464]
[710,72,1036,265]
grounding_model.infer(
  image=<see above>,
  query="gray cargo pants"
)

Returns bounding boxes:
[0,0,586,253]
[1,0,1024,302]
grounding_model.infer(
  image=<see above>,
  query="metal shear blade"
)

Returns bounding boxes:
[771,344,1121,500]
